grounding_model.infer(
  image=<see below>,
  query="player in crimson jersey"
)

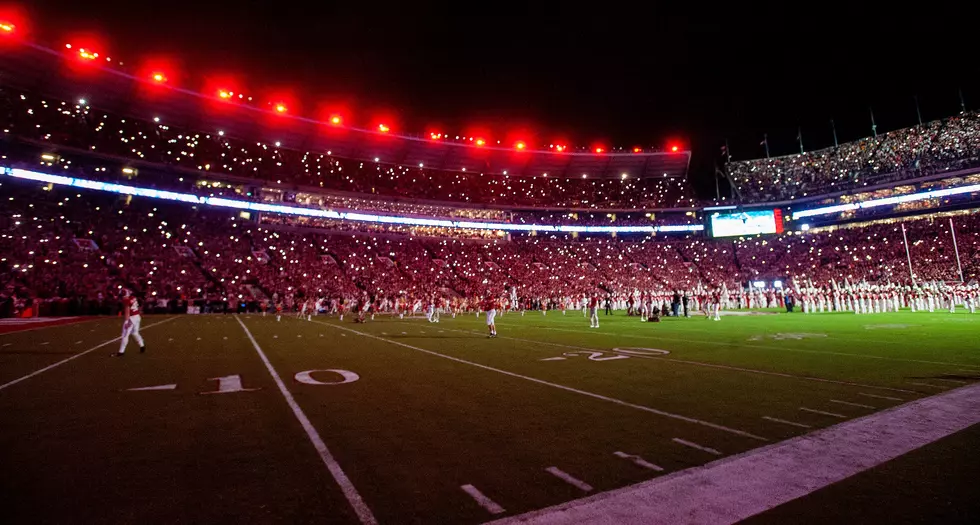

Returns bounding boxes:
[112,288,145,357]
[483,296,498,338]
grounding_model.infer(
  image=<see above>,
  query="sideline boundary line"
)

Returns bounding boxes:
[307,318,768,442]
[0,317,176,391]
[235,317,378,525]
[488,382,980,525]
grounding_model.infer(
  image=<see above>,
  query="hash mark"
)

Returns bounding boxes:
[460,484,505,515]
[800,407,847,419]
[762,416,811,429]
[673,438,722,455]
[545,467,594,492]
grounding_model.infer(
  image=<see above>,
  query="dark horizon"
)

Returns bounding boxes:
[18,1,975,196]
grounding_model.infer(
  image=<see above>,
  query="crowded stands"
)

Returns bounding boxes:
[728,112,980,202]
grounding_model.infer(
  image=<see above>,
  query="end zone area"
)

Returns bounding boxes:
[1,312,978,523]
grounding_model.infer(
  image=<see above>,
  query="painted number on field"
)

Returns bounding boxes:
[199,375,261,395]
[541,351,630,362]
[294,369,360,385]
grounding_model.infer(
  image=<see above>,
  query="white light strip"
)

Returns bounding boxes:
[792,183,980,220]
[1,167,703,234]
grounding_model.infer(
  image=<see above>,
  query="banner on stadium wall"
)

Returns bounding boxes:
[72,238,100,251]
[173,246,195,257]
[252,250,270,264]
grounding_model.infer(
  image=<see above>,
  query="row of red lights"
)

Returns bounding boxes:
[0,16,683,154]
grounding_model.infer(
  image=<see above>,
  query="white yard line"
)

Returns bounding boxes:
[307,319,768,442]
[613,451,664,472]
[488,382,980,525]
[443,326,916,395]
[461,484,506,515]
[545,467,594,492]
[0,317,176,392]
[800,407,848,419]
[829,399,876,409]
[672,438,722,456]
[761,416,811,429]
[235,317,378,525]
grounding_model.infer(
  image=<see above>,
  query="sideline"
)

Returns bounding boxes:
[488,382,980,524]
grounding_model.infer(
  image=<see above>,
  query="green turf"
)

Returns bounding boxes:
[0,310,978,523]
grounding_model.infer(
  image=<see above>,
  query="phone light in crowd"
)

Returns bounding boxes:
[515,141,526,150]
[378,124,390,133]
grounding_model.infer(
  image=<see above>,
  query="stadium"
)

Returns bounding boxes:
[1,7,978,525]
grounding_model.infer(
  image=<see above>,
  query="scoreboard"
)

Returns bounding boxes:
[708,209,784,238]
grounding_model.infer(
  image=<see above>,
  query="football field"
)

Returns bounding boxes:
[1,310,979,524]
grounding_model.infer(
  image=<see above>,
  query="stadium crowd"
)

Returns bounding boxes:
[2,179,978,318]
[728,111,980,202]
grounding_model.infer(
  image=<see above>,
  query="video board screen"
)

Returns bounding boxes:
[709,209,783,237]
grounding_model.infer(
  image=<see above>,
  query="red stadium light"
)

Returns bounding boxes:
[475,138,486,147]
[77,47,99,60]
[330,115,342,125]
[553,144,566,152]
[218,89,233,99]
[0,21,14,34]
[595,147,604,154]
[430,132,443,140]
[151,72,167,83]
[515,141,526,150]
[633,147,642,153]
[378,124,390,133]
[671,145,679,152]
[274,103,287,113]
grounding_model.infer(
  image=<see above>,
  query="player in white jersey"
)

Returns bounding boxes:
[112,289,145,357]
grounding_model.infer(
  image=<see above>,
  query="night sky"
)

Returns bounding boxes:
[22,1,973,196]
